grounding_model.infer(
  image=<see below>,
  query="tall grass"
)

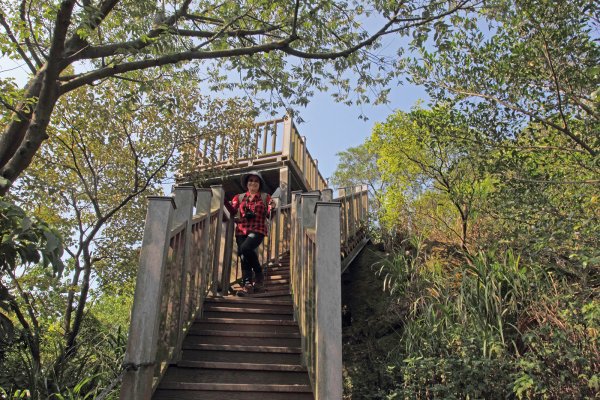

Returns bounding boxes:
[373,238,598,399]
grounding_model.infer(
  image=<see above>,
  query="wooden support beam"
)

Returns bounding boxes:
[120,197,175,400]
[172,186,196,362]
[314,201,342,400]
[210,185,225,296]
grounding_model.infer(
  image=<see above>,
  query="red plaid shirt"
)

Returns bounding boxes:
[231,191,272,236]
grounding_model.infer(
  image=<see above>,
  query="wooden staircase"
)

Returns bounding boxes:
[152,255,314,399]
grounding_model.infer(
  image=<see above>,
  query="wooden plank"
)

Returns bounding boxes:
[170,362,308,372]
[157,383,312,394]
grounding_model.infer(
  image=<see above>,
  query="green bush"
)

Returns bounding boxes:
[371,245,599,399]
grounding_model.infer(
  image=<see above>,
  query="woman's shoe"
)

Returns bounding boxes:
[253,281,265,293]
[237,283,254,297]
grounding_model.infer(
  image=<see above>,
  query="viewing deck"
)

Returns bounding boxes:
[177,114,327,201]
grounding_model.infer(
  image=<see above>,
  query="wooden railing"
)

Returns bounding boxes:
[120,186,234,398]
[120,183,368,400]
[283,186,368,399]
[336,185,370,271]
[183,114,328,191]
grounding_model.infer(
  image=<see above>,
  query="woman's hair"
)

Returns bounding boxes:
[242,171,265,190]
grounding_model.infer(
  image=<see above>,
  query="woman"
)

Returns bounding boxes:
[230,170,274,296]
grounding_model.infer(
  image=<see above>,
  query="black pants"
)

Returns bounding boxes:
[236,233,264,285]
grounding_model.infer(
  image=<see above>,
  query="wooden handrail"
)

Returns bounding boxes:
[120,186,233,399]
[288,190,357,399]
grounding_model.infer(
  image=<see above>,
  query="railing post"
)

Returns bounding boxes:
[363,184,369,227]
[194,189,213,318]
[270,196,282,264]
[210,185,225,296]
[290,190,303,322]
[321,188,333,202]
[347,187,355,239]
[314,160,319,190]
[120,197,176,400]
[299,192,319,366]
[279,166,290,205]
[282,113,293,158]
[172,186,195,362]
[221,215,235,294]
[314,202,342,400]
[302,136,307,183]
[338,188,348,246]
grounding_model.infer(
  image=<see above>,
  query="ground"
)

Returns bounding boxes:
[341,243,402,399]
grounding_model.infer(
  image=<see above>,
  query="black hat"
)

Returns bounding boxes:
[241,170,266,190]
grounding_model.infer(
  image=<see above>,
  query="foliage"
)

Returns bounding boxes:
[369,105,493,250]
[338,3,599,389]
[480,124,599,273]
[330,143,391,245]
[0,200,64,363]
[411,0,599,157]
[331,144,384,201]
[367,243,599,399]
[0,200,63,276]
[1,72,216,397]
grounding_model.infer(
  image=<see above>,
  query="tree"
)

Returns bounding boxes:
[330,143,392,246]
[0,200,64,393]
[369,105,492,250]
[330,143,386,208]
[411,0,599,157]
[3,73,210,396]
[480,122,599,273]
[407,0,599,262]
[0,0,476,194]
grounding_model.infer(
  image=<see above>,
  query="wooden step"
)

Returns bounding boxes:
[206,296,292,305]
[184,334,300,348]
[231,282,290,290]
[181,349,302,364]
[203,301,293,316]
[268,267,290,274]
[161,365,309,383]
[265,274,290,280]
[250,290,290,298]
[188,329,300,339]
[151,250,312,400]
[263,278,290,284]
[227,289,291,299]
[203,311,293,320]
[154,390,313,400]
[199,317,297,325]
[204,303,293,313]
[158,382,311,393]
[183,344,301,353]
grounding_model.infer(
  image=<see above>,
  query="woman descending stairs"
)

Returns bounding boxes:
[152,254,314,400]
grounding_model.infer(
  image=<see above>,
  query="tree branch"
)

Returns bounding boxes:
[59,38,295,94]
[441,84,598,157]
[19,0,43,67]
[0,12,37,73]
